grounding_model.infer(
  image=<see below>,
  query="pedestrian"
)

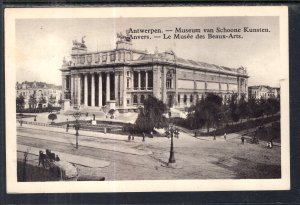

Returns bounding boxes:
[132,135,134,140]
[38,151,45,168]
[66,123,69,132]
[241,136,245,144]
[55,155,60,161]
[268,140,273,149]
[142,132,145,142]
[270,140,273,148]
[224,133,227,140]
[128,135,131,141]
[213,134,216,140]
[194,132,197,137]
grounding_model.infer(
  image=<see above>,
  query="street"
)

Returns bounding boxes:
[17,125,281,180]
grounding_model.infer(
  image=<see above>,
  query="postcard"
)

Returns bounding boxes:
[5,6,289,193]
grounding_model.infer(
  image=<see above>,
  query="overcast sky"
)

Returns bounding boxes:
[15,17,281,86]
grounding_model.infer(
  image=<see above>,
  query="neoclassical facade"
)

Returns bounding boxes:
[60,33,248,110]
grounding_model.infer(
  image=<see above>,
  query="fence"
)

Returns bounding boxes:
[18,120,123,134]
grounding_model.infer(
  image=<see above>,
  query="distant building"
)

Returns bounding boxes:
[248,85,280,99]
[16,81,62,109]
[60,32,249,111]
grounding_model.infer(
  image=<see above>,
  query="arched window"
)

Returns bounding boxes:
[190,95,193,102]
[166,70,172,89]
[141,95,145,103]
[183,95,187,105]
[133,95,138,104]
[178,94,181,103]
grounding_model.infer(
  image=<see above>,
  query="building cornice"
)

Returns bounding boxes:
[63,59,248,78]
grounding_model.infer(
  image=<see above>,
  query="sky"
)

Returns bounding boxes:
[15,17,281,86]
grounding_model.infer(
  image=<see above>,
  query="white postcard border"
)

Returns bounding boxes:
[5,6,290,193]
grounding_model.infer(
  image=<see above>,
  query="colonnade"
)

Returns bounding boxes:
[132,70,152,90]
[67,72,118,107]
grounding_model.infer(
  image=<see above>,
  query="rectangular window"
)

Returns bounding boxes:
[102,54,107,62]
[110,53,116,62]
[95,54,100,63]
[127,79,130,88]
[166,79,172,89]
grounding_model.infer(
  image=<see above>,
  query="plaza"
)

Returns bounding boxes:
[17,115,281,181]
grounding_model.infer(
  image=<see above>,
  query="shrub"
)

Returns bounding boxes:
[48,113,57,123]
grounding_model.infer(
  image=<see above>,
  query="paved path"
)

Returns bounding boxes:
[18,125,153,156]
[19,123,170,144]
[18,144,110,168]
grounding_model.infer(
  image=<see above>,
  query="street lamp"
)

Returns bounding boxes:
[72,111,81,149]
[166,124,179,164]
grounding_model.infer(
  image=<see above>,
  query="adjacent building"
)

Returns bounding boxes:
[16,81,62,109]
[248,85,280,99]
[60,33,249,110]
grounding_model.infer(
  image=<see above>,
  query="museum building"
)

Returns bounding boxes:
[60,33,249,110]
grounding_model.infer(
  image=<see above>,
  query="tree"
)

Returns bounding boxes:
[28,94,37,109]
[48,113,57,123]
[265,98,280,117]
[191,93,223,133]
[135,96,167,133]
[48,94,56,106]
[58,98,64,107]
[238,94,249,122]
[16,95,25,111]
[38,96,47,108]
[228,93,240,123]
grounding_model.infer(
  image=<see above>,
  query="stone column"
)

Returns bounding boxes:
[115,72,119,104]
[91,73,95,107]
[77,74,81,106]
[138,71,141,90]
[84,74,88,107]
[98,73,102,107]
[106,72,110,102]
[237,77,241,99]
[175,69,178,106]
[71,75,74,105]
[145,71,148,90]
[62,75,66,100]
[123,67,127,107]
[132,71,134,90]
[162,67,167,103]
[152,65,160,98]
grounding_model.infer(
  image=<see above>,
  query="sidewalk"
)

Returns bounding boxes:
[18,144,110,168]
[19,122,170,144]
[18,124,153,156]
[21,123,130,142]
[195,133,240,141]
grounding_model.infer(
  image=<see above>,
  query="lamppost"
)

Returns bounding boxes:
[165,124,179,164]
[72,112,81,149]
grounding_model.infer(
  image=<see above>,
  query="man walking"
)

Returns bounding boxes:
[241,136,245,144]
